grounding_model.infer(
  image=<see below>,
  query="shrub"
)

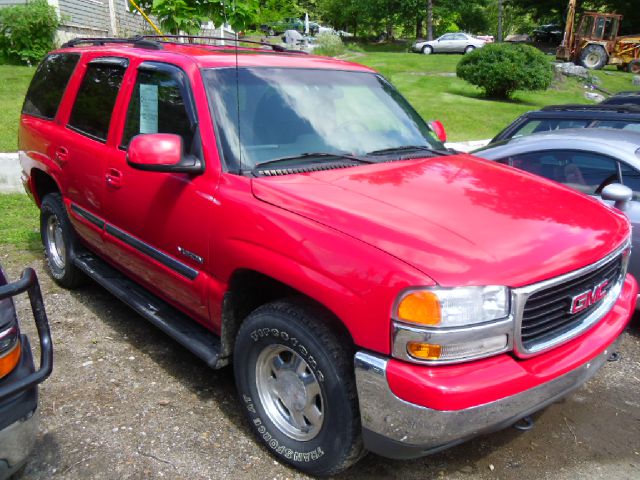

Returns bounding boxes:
[314,33,346,57]
[0,0,59,65]
[456,43,553,99]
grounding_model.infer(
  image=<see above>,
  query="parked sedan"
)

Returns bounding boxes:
[474,128,640,288]
[0,267,52,478]
[412,33,485,55]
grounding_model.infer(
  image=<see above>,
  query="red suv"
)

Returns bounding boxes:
[18,37,637,475]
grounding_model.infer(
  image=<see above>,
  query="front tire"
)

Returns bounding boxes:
[422,45,433,55]
[40,193,85,288]
[233,300,364,476]
[628,60,640,74]
[580,44,608,70]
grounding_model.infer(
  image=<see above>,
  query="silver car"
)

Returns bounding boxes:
[474,128,640,293]
[412,33,486,55]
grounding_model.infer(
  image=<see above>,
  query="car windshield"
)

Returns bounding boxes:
[202,68,444,173]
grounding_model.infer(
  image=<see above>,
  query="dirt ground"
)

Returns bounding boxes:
[2,246,640,480]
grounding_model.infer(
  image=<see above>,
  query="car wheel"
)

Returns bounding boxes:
[580,44,608,70]
[464,45,476,54]
[40,193,85,288]
[628,60,640,74]
[234,300,364,476]
[422,45,433,55]
[268,28,275,37]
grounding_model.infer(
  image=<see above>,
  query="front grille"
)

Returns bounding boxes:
[520,254,623,351]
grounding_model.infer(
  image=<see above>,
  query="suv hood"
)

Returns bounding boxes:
[252,155,630,287]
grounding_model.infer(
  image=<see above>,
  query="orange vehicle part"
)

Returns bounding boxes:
[557,1,640,72]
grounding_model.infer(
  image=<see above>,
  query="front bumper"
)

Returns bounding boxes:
[354,274,636,460]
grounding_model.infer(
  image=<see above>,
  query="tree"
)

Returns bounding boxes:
[140,0,260,34]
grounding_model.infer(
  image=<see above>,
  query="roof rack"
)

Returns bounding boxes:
[61,36,162,50]
[141,35,308,54]
[541,103,640,113]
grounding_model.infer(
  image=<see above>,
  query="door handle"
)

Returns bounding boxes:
[54,147,68,168]
[105,168,123,188]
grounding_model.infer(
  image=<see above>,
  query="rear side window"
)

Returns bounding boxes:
[68,58,128,142]
[22,53,80,120]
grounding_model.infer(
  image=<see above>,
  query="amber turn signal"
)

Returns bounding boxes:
[397,291,441,325]
[407,342,441,360]
[0,342,21,379]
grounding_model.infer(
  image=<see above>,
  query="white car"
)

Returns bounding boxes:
[412,32,486,55]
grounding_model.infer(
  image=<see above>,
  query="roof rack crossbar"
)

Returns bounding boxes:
[140,35,308,55]
[61,36,162,50]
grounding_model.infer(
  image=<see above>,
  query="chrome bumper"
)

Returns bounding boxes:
[0,410,38,479]
[354,342,617,459]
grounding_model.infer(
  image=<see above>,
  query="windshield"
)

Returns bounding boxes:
[202,68,444,173]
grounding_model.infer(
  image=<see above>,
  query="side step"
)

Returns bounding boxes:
[74,253,224,369]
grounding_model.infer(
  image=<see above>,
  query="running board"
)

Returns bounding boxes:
[74,253,224,369]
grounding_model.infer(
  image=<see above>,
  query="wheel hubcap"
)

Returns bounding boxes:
[585,53,599,68]
[256,345,324,441]
[46,215,66,270]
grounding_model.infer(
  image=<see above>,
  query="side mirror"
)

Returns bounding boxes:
[601,183,633,211]
[429,120,447,143]
[127,133,203,174]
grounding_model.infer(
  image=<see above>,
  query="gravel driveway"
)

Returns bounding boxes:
[3,246,640,480]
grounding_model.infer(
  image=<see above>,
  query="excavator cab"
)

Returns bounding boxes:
[578,13,620,42]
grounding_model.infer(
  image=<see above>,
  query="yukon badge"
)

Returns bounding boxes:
[569,279,610,315]
[177,246,204,265]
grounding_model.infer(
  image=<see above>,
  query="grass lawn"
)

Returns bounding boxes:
[0,193,40,251]
[343,51,640,141]
[0,65,35,152]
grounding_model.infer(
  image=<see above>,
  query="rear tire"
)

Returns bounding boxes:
[579,44,608,70]
[233,300,364,476]
[40,193,85,289]
[628,60,640,74]
[464,45,475,54]
[422,45,433,55]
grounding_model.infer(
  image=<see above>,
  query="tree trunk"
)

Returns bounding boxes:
[427,0,433,41]
[416,15,423,38]
[498,0,503,42]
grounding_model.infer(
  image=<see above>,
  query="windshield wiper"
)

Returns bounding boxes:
[252,152,372,173]
[366,145,451,156]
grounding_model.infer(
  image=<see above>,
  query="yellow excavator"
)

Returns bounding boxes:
[556,0,640,73]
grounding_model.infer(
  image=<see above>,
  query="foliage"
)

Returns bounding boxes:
[314,33,346,56]
[142,0,259,34]
[456,43,553,99]
[0,0,59,65]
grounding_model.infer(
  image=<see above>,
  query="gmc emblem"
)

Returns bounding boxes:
[569,280,609,314]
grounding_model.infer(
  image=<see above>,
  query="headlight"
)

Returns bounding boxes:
[392,286,512,364]
[395,286,509,327]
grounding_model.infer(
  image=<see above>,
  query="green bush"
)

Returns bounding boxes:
[0,0,59,65]
[456,43,553,99]
[314,33,346,57]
